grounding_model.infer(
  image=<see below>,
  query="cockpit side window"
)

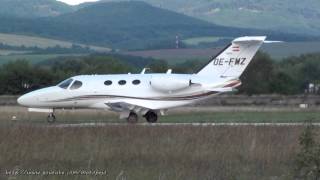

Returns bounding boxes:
[70,80,83,90]
[58,78,73,89]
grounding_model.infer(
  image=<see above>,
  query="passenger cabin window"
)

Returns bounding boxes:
[132,80,141,85]
[118,80,126,85]
[70,80,83,90]
[104,80,112,86]
[58,78,73,89]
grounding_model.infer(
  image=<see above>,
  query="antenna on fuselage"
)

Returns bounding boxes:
[141,68,150,74]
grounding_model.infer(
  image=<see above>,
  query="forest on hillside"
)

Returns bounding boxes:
[0,1,315,50]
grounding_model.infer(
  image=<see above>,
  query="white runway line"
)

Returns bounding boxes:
[48,123,320,128]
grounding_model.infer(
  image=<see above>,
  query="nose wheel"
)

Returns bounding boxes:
[144,111,158,123]
[47,113,56,123]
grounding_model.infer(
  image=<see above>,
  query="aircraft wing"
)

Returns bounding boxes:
[105,98,190,118]
[106,101,151,114]
[106,100,163,119]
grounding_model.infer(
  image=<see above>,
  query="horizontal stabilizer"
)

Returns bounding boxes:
[233,36,266,43]
[263,40,283,43]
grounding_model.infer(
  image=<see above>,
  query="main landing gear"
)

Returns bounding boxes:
[47,113,56,123]
[126,111,158,123]
[144,111,158,123]
[127,112,138,123]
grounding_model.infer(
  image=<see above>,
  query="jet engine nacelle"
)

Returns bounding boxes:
[150,76,191,92]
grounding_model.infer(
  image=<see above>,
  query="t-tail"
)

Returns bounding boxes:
[197,36,266,79]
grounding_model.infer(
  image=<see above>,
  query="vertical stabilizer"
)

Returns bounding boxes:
[197,36,266,78]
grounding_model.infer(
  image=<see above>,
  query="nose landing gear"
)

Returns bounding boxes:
[47,113,56,123]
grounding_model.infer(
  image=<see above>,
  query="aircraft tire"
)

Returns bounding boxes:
[145,111,158,123]
[127,112,138,123]
[47,113,56,123]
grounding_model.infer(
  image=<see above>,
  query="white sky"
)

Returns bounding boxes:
[57,0,100,5]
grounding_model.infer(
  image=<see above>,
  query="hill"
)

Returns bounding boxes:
[0,0,73,18]
[49,1,247,49]
[95,0,320,36]
[0,1,313,50]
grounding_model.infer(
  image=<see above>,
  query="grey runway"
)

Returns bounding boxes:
[45,122,320,128]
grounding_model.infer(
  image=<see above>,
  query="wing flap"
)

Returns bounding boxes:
[106,101,151,115]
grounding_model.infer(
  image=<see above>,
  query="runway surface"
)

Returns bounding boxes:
[41,122,320,128]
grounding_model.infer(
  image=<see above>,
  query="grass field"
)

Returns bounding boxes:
[0,50,30,56]
[122,41,320,64]
[0,106,319,179]
[182,36,223,45]
[262,41,320,60]
[0,123,316,180]
[0,54,87,65]
[122,48,220,65]
[0,33,111,52]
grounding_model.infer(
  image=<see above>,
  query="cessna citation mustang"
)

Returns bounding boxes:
[18,36,267,123]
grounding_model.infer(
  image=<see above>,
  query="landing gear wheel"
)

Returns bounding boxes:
[47,113,56,123]
[127,112,138,123]
[145,111,158,123]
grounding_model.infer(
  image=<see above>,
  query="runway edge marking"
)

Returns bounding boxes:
[48,123,320,128]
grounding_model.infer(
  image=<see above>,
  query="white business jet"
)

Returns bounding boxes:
[18,36,266,123]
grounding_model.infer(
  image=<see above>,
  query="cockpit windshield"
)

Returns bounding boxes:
[58,78,73,89]
[70,80,83,90]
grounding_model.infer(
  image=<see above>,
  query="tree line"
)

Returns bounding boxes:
[0,52,320,95]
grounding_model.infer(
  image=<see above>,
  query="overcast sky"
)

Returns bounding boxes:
[57,0,100,5]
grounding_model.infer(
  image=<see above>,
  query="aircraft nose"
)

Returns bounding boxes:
[17,87,58,107]
[17,95,27,106]
[17,94,35,107]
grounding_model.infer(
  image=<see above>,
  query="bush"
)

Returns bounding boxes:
[294,121,320,179]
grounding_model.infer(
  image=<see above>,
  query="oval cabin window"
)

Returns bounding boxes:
[118,80,126,85]
[104,80,112,86]
[132,80,141,85]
